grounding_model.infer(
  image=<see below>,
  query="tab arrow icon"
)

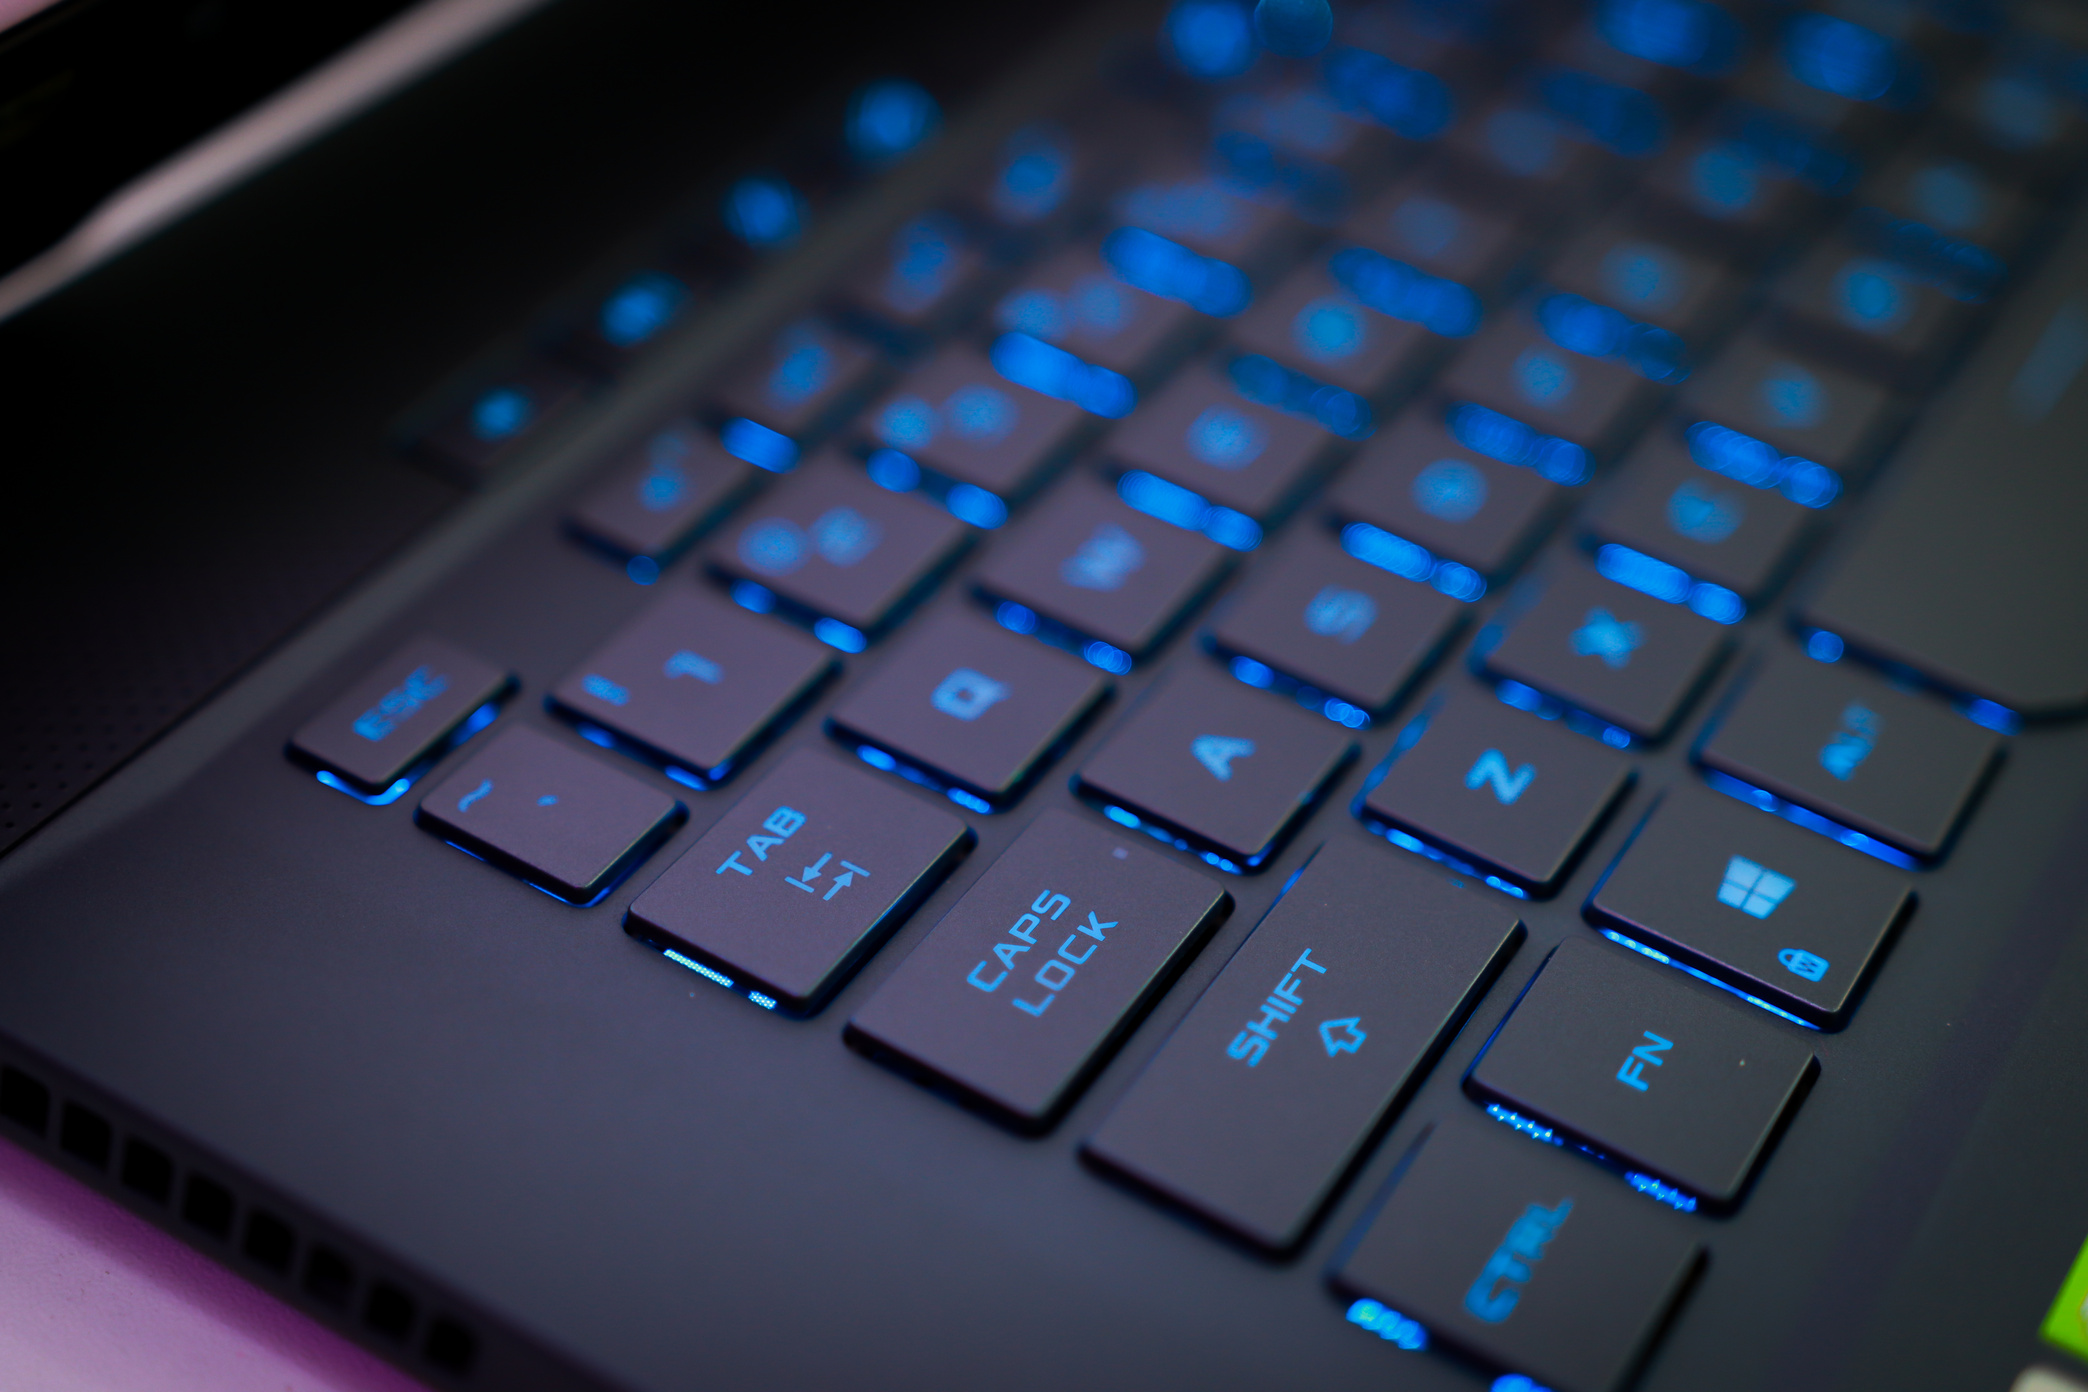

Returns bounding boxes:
[798,852,831,884]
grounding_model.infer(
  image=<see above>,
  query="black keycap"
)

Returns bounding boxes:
[1076,668,1356,873]
[1359,691,1634,896]
[1482,566,1730,741]
[415,362,589,487]
[1438,96,1617,210]
[1338,178,1528,301]
[562,268,697,376]
[1680,332,1899,478]
[1696,650,2003,861]
[1641,126,1823,249]
[1327,411,1566,577]
[625,748,973,1013]
[971,474,1231,659]
[960,120,1107,237]
[547,588,835,787]
[992,243,1200,381]
[1085,840,1524,1251]
[1771,239,1975,381]
[826,608,1111,809]
[288,637,515,801]
[837,213,989,336]
[1227,261,1437,397]
[708,457,971,640]
[846,809,1232,1130]
[1860,147,2028,257]
[565,420,754,562]
[1112,157,1301,274]
[1203,527,1463,715]
[415,724,686,904]
[1466,938,1817,1211]
[1585,786,1917,1029]
[862,344,1090,501]
[1331,1114,1704,1392]
[711,317,881,443]
[1436,317,1659,459]
[1544,221,1745,342]
[1105,371,1332,522]
[1582,433,1816,599]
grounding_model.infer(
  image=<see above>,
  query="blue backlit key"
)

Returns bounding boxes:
[1695,649,2003,862]
[708,456,971,642]
[415,724,686,904]
[1771,236,1977,382]
[1359,690,1634,896]
[1105,370,1333,523]
[1438,94,1619,210]
[847,809,1232,1130]
[1641,119,1831,251]
[547,587,835,787]
[837,213,989,337]
[565,420,754,562]
[416,362,590,487]
[1327,411,1567,578]
[1112,155,1302,275]
[992,243,1201,381]
[1544,220,1745,343]
[1466,938,1818,1211]
[1203,526,1463,716]
[1086,840,1524,1251]
[1585,785,1917,1028]
[1338,178,1528,303]
[1074,666,1355,873]
[710,318,882,454]
[1582,433,1816,600]
[861,344,1090,503]
[288,637,515,802]
[1436,316,1661,460]
[625,748,973,1013]
[1680,331,1899,479]
[1481,565,1731,741]
[1227,260,1439,397]
[1330,1112,1704,1392]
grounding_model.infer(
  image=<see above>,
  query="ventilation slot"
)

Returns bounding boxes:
[184,1173,235,1237]
[120,1138,174,1203]
[59,1101,112,1168]
[0,1066,48,1134]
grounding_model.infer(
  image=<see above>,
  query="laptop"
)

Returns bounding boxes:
[6,0,2088,1387]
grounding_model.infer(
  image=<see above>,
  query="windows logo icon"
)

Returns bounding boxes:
[1718,856,1796,919]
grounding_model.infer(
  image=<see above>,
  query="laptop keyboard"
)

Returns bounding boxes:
[284,1,2088,1386]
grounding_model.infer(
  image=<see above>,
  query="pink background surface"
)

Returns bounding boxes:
[0,1135,422,1392]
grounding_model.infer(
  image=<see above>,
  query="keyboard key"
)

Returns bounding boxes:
[1104,370,1331,522]
[1482,566,1731,741]
[1327,412,1566,578]
[971,474,1231,659]
[1074,667,1355,873]
[1436,317,1659,458]
[1330,1112,1704,1392]
[959,120,1109,237]
[288,637,515,800]
[1939,53,2088,182]
[1581,432,1816,599]
[1680,332,1900,477]
[1586,786,1917,1029]
[565,420,754,562]
[1859,146,2033,258]
[1438,96,1617,210]
[625,747,973,1012]
[415,724,686,904]
[1543,220,1746,342]
[1203,527,1463,715]
[1696,650,2003,861]
[562,268,697,376]
[547,588,835,786]
[836,213,989,336]
[826,608,1110,808]
[1466,938,1818,1210]
[1359,690,1634,896]
[708,457,971,640]
[1639,123,1830,251]
[846,809,1232,1130]
[416,362,589,487]
[711,318,882,446]
[1112,158,1302,275]
[993,243,1203,381]
[1338,178,1528,302]
[1226,260,1438,397]
[1770,239,1976,381]
[861,344,1089,502]
[1085,839,1525,1251]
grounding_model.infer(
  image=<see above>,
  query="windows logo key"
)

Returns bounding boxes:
[1718,855,1796,919]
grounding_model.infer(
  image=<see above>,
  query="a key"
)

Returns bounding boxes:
[1436,317,1659,459]
[1085,839,1524,1252]
[993,243,1201,381]
[1695,649,2003,862]
[288,637,515,801]
[1330,1112,1704,1392]
[1074,666,1355,873]
[707,457,971,641]
[958,120,1104,237]
[624,747,973,1013]
[1543,220,1745,342]
[846,808,1232,1130]
[1337,178,1528,302]
[1859,147,2032,258]
[565,420,754,562]
[1639,121,1831,250]
[1203,526,1463,715]
[1225,260,1439,397]
[1770,239,1976,382]
[1581,432,1817,600]
[1585,785,1917,1029]
[1466,938,1818,1211]
[1680,331,1900,478]
[1483,565,1730,740]
[1327,411,1567,578]
[826,608,1111,809]
[562,268,696,376]
[1938,52,2088,181]
[1104,370,1332,522]
[710,318,882,446]
[1359,690,1634,896]
[970,473,1231,660]
[861,343,1090,503]
[414,724,686,905]
[1438,96,1617,210]
[836,213,990,337]
[415,363,590,487]
[1111,158,1301,275]
[1731,51,1910,154]
[547,587,835,787]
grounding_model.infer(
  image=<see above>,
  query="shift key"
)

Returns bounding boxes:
[1085,841,1524,1252]
[847,810,1232,1132]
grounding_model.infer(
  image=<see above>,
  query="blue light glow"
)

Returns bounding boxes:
[1597,928,1821,1028]
[1685,421,1839,508]
[990,333,1135,417]
[1596,543,1690,603]
[1323,47,1452,139]
[995,601,1038,635]
[1253,0,1331,57]
[1339,522,1488,600]
[1960,698,2019,734]
[1688,584,1744,624]
[730,580,776,613]
[1784,13,1898,103]
[1102,227,1251,317]
[747,992,779,1011]
[1447,404,1589,484]
[1492,1378,1553,1392]
[1700,768,1922,869]
[625,556,660,585]
[664,949,734,990]
[599,272,687,348]
[1084,642,1134,674]
[1328,247,1479,336]
[944,484,1009,529]
[993,125,1073,224]
[1117,471,1262,550]
[315,771,412,805]
[813,618,867,653]
[1345,1299,1428,1351]
[1165,0,1256,79]
[721,418,798,473]
[1625,1172,1699,1212]
[1232,656,1276,688]
[949,788,993,815]
[1598,0,1739,73]
[866,448,921,492]
[1485,1102,1563,1146]
[1413,458,1488,521]
[723,176,804,248]
[847,80,940,164]
[1536,293,1688,382]
[1539,68,1667,156]
[1806,630,1845,663]
[470,387,533,442]
[856,745,898,772]
[1105,805,1142,829]
[1229,354,1372,437]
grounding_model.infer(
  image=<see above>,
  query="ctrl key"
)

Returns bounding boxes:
[1332,1116,1703,1392]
